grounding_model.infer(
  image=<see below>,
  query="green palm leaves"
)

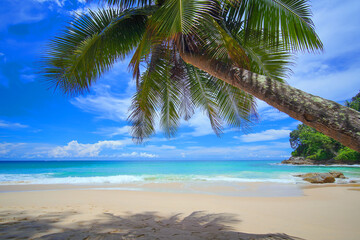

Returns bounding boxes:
[42,8,151,95]
[128,42,257,142]
[42,0,322,141]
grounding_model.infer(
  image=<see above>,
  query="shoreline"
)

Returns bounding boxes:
[0,183,359,239]
[0,181,306,197]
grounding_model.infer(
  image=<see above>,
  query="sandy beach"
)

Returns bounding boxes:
[0,183,359,240]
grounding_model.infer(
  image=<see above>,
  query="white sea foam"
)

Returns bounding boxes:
[193,175,296,183]
[0,174,145,185]
[1,173,358,185]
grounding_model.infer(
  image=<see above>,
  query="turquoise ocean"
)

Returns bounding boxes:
[1,160,360,185]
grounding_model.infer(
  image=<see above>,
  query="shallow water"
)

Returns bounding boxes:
[0,160,359,185]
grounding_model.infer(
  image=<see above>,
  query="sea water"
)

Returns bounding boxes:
[1,160,360,185]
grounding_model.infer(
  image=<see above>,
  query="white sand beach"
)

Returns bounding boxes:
[0,183,359,240]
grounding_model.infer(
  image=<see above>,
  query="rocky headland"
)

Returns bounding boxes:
[282,156,358,165]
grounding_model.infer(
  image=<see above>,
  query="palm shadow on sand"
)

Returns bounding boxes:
[0,210,304,240]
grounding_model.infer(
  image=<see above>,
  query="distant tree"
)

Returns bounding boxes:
[345,92,360,111]
[290,92,360,162]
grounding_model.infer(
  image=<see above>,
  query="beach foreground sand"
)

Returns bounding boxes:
[0,183,359,240]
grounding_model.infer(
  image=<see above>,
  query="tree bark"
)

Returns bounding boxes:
[180,52,360,152]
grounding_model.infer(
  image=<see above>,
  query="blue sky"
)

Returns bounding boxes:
[0,0,359,160]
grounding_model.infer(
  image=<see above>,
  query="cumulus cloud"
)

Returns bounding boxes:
[48,140,128,158]
[0,140,160,159]
[46,139,158,159]
[235,129,291,142]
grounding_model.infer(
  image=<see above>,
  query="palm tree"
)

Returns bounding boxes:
[41,0,360,151]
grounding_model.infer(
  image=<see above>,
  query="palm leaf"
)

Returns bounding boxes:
[212,78,256,129]
[226,0,323,52]
[89,0,154,9]
[41,7,152,95]
[186,64,223,135]
[150,0,216,38]
[128,68,160,142]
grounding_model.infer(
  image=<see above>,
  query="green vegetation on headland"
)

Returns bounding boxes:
[289,92,360,164]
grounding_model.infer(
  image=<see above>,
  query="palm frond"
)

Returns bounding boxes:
[150,0,216,38]
[128,68,160,143]
[89,0,154,9]
[186,64,223,135]
[226,0,323,52]
[128,26,153,86]
[174,64,194,120]
[214,78,257,129]
[41,7,152,95]
[129,44,183,140]
[243,42,294,82]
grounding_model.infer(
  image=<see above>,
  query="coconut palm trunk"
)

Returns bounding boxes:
[180,52,360,152]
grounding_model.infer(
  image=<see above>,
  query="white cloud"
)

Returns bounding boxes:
[71,84,131,122]
[48,140,128,158]
[142,145,177,151]
[0,120,28,129]
[235,129,291,142]
[183,111,216,137]
[312,0,360,59]
[0,140,160,159]
[70,3,99,16]
[95,126,131,137]
[34,0,65,7]
[290,64,360,102]
[20,74,36,83]
[178,143,290,160]
[0,143,24,155]
[117,152,158,158]
[258,107,289,121]
[0,2,45,30]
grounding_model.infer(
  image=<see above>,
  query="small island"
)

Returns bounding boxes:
[282,92,360,166]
